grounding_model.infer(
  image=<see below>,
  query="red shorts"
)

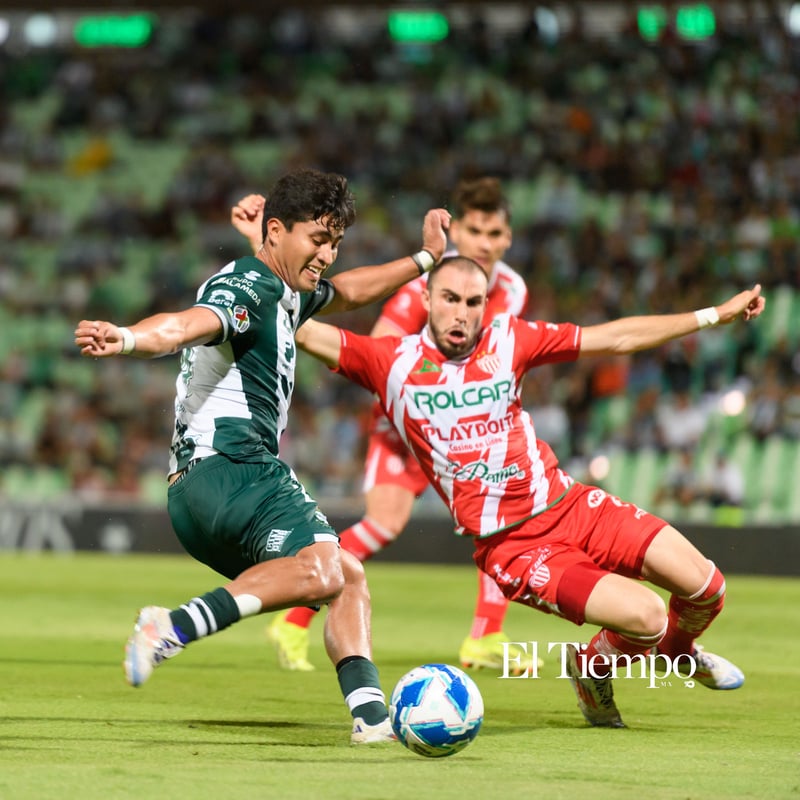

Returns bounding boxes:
[472,483,666,626]
[362,427,429,497]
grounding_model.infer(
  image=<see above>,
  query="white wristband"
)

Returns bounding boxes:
[411,249,436,274]
[118,326,136,355]
[694,307,720,329]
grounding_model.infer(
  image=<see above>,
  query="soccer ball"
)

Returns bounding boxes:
[389,663,484,758]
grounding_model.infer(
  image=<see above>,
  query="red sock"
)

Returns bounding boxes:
[284,606,318,628]
[658,561,726,659]
[339,517,397,562]
[469,571,509,639]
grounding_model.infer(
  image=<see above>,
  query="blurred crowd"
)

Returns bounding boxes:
[0,5,799,520]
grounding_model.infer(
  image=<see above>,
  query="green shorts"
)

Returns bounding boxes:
[167,455,338,580]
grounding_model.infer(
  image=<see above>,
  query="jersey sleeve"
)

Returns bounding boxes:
[375,278,428,335]
[511,316,582,368]
[334,330,395,395]
[298,278,336,325]
[196,258,282,343]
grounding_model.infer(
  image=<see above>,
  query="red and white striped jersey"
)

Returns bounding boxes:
[335,314,582,538]
[377,258,528,336]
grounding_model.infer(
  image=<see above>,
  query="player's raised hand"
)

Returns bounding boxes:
[421,208,451,263]
[74,319,127,357]
[717,284,766,325]
[231,193,266,253]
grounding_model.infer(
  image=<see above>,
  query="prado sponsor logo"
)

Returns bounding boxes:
[413,379,513,414]
[452,459,525,484]
[499,641,699,688]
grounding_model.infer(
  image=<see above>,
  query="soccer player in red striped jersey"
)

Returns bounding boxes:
[294,256,762,727]
[235,179,534,673]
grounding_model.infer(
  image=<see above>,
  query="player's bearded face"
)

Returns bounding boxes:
[425,267,487,360]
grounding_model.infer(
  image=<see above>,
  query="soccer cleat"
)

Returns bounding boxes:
[565,644,626,728]
[124,606,184,687]
[459,631,543,675]
[690,645,745,690]
[266,611,315,671]
[350,716,397,745]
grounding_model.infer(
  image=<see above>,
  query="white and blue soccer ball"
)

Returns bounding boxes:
[389,663,484,758]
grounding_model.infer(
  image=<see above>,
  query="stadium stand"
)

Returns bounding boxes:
[0,4,798,526]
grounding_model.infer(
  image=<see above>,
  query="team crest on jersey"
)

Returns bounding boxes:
[475,351,501,374]
[231,305,251,333]
[415,358,441,374]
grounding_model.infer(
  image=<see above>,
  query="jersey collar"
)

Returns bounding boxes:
[280,284,298,314]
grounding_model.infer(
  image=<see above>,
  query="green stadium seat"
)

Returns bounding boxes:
[759,285,793,352]
[139,468,168,508]
[600,449,634,499]
[628,447,664,507]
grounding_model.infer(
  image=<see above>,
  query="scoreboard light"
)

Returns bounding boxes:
[676,4,715,39]
[73,14,155,48]
[387,11,449,43]
[637,4,716,41]
[637,6,668,40]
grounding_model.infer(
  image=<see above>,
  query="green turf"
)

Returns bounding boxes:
[1,553,798,799]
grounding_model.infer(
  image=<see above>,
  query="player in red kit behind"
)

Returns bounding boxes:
[294,256,762,728]
[232,178,534,673]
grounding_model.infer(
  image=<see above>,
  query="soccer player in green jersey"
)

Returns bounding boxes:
[74,168,449,744]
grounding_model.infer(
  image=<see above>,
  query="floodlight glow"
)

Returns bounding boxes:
[24,14,57,47]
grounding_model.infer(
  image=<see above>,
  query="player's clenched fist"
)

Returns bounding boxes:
[74,319,128,358]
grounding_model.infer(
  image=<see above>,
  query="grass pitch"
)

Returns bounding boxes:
[1,552,798,799]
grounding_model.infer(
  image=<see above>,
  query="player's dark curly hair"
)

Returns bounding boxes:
[450,176,511,222]
[261,168,356,240]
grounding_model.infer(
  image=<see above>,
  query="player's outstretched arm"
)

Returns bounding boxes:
[74,307,223,359]
[322,208,450,314]
[579,284,765,357]
[294,319,343,368]
[231,193,266,255]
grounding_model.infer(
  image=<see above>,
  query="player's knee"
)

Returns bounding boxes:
[340,550,367,589]
[629,591,668,638]
[295,548,346,604]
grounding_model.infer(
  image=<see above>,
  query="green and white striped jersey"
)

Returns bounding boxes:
[168,256,334,473]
